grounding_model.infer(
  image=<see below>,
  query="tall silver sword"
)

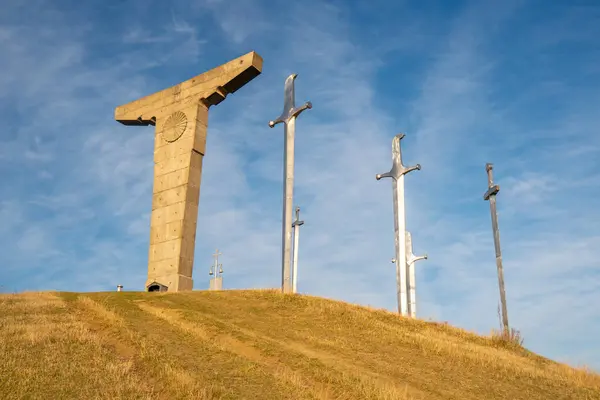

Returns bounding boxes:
[376,133,420,316]
[483,163,510,334]
[406,231,427,318]
[292,206,305,294]
[269,74,312,294]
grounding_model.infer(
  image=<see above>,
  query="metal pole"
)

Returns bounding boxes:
[292,206,305,294]
[269,74,312,294]
[483,163,509,333]
[405,231,427,318]
[376,133,420,316]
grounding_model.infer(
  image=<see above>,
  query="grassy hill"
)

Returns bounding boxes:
[1,290,599,400]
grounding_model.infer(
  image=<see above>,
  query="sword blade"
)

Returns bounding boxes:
[392,176,409,316]
[281,118,296,293]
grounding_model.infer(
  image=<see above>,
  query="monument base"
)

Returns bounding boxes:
[145,274,193,292]
[209,276,223,291]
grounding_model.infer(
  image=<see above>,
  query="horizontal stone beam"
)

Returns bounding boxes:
[115,51,263,125]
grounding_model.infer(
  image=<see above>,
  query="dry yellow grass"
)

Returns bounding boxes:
[1,289,599,400]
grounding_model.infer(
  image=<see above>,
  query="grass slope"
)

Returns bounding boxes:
[1,290,599,400]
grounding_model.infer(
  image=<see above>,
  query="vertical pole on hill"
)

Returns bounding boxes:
[292,206,304,294]
[406,231,427,318]
[483,163,510,334]
[269,74,312,294]
[376,133,420,316]
[209,249,224,291]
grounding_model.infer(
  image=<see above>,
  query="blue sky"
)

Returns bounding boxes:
[1,0,599,370]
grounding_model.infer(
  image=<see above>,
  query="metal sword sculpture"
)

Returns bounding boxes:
[390,232,426,318]
[483,163,510,333]
[291,206,305,294]
[376,133,420,316]
[406,231,427,318]
[208,248,223,291]
[269,74,312,294]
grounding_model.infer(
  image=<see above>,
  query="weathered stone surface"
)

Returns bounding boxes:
[115,51,263,292]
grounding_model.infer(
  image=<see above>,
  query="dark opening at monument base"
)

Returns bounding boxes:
[147,282,168,292]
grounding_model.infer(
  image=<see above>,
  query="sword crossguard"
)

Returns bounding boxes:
[483,184,500,201]
[376,164,421,181]
[376,133,421,181]
[405,164,421,174]
[268,73,311,128]
[293,101,312,118]
[393,254,428,265]
[376,172,392,180]
[292,206,305,227]
[408,254,428,265]
[483,163,500,200]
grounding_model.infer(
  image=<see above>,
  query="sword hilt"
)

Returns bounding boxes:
[377,134,420,181]
[269,74,311,128]
[292,206,305,227]
[483,162,500,201]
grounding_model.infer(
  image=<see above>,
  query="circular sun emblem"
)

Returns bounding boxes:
[162,111,188,143]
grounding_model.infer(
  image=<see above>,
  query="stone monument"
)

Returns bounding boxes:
[114,51,263,292]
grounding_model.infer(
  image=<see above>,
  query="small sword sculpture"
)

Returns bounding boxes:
[483,163,510,333]
[376,133,420,316]
[269,74,312,294]
[406,231,427,318]
[291,206,305,294]
[209,248,224,291]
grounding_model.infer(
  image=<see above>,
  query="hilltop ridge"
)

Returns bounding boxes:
[1,290,599,399]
